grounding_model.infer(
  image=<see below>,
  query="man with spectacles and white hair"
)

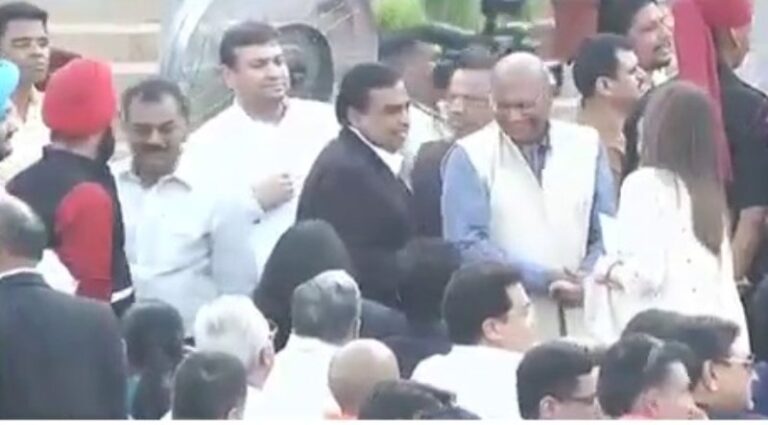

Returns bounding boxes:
[193,295,275,419]
[260,269,362,418]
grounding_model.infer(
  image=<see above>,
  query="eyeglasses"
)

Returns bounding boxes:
[715,354,755,371]
[558,393,597,406]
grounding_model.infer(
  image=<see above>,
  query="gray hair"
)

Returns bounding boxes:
[291,270,362,344]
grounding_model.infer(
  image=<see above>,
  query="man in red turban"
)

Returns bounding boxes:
[6,58,134,315]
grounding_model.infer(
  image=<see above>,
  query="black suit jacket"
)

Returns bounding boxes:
[0,271,127,419]
[298,128,416,307]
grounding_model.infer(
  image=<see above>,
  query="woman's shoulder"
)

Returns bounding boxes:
[622,167,679,193]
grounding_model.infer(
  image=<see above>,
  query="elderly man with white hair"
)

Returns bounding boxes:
[259,269,362,418]
[193,295,274,419]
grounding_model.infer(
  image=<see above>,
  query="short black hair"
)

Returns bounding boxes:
[442,261,522,345]
[378,32,420,72]
[598,334,694,418]
[573,34,635,99]
[0,196,47,261]
[335,63,402,125]
[397,238,461,322]
[671,315,739,386]
[172,351,247,420]
[0,2,47,39]
[358,380,455,420]
[219,20,280,69]
[622,309,687,341]
[597,0,657,35]
[121,77,190,121]
[517,340,598,419]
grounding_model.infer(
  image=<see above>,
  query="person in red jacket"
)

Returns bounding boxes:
[7,58,133,314]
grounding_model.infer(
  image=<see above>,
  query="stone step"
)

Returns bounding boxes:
[28,0,166,24]
[49,23,160,63]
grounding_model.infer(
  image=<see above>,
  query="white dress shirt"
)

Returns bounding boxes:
[259,334,340,418]
[185,98,338,281]
[412,345,524,420]
[348,126,404,177]
[114,156,259,333]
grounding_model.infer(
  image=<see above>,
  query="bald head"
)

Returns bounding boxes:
[492,52,550,89]
[0,194,46,262]
[328,339,400,417]
[491,53,553,145]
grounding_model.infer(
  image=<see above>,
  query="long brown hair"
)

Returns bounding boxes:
[640,81,726,255]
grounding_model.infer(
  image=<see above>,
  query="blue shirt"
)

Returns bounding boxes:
[441,139,616,295]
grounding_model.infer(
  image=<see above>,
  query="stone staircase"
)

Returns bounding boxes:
[29,0,168,92]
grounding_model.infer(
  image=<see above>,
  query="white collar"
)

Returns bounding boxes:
[0,267,40,281]
[348,127,404,177]
[115,156,193,190]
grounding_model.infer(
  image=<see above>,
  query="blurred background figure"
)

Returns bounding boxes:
[171,351,248,420]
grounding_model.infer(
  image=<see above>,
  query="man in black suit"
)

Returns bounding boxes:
[0,195,127,419]
[298,63,414,308]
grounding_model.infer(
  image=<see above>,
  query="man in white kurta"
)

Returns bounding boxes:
[185,22,338,280]
[442,53,616,340]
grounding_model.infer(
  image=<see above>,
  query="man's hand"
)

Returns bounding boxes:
[252,173,294,212]
[549,279,584,308]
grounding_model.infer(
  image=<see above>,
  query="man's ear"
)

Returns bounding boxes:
[221,64,238,92]
[538,395,560,419]
[595,76,613,98]
[700,360,719,392]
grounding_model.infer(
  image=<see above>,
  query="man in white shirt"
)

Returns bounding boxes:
[185,21,339,280]
[194,295,275,419]
[115,78,258,332]
[260,270,361,418]
[0,2,51,184]
[412,261,536,420]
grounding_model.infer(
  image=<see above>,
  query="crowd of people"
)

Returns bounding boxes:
[0,0,767,420]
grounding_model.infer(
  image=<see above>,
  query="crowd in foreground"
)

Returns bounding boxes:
[0,0,767,420]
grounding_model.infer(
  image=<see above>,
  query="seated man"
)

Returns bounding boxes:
[442,52,614,340]
[412,261,535,420]
[598,333,702,419]
[171,351,248,420]
[260,270,361,418]
[517,340,601,419]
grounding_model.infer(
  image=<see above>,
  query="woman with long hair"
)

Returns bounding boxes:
[587,81,749,350]
[122,300,186,419]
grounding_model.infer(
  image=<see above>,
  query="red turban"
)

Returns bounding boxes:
[673,0,753,180]
[42,58,116,139]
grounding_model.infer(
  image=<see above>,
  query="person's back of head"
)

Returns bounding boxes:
[623,309,688,341]
[358,380,455,420]
[598,333,698,419]
[442,261,534,352]
[328,339,401,417]
[517,340,600,420]
[193,295,274,388]
[397,238,461,323]
[122,300,185,419]
[0,195,47,268]
[172,351,247,420]
[254,219,354,350]
[291,269,362,345]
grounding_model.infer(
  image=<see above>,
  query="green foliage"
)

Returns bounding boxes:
[422,0,482,30]
[373,0,428,32]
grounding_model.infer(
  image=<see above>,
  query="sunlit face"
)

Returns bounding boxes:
[0,19,49,85]
[709,351,755,412]
[627,3,673,72]
[493,72,552,145]
[349,81,410,153]
[223,42,291,104]
[486,284,535,352]
[124,95,188,182]
[445,68,493,139]
[603,49,646,111]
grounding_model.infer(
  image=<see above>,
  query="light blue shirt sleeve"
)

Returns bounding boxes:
[441,145,554,295]
[580,144,617,272]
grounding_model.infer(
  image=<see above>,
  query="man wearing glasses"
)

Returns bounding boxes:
[442,52,615,341]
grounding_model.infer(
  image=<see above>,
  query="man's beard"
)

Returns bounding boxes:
[96,127,116,164]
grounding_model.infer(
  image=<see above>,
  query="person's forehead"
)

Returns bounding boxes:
[450,69,491,90]
[367,82,409,107]
[664,362,692,387]
[127,95,184,123]
[3,19,46,37]
[235,42,283,62]
[616,49,640,69]
[631,3,663,29]
[572,370,598,394]
[493,76,546,99]
[506,284,529,306]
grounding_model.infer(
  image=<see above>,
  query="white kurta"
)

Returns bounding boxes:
[586,168,750,351]
[185,99,338,282]
[412,345,523,420]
